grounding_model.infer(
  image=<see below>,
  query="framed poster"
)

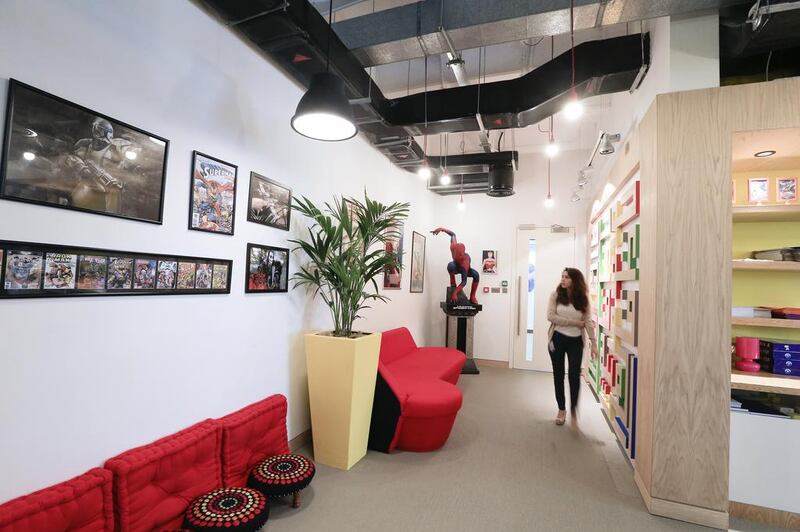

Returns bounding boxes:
[189,151,237,235]
[383,223,404,290]
[777,177,797,203]
[748,177,769,204]
[0,239,231,298]
[482,250,498,274]
[247,172,292,231]
[0,79,169,224]
[409,231,425,293]
[245,243,289,293]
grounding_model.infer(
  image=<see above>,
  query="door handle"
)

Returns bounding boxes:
[516,275,522,336]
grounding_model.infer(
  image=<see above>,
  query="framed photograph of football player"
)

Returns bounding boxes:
[481,250,498,274]
[409,231,425,293]
[0,79,169,224]
[245,243,289,293]
[188,151,238,235]
[0,239,232,298]
[247,172,292,231]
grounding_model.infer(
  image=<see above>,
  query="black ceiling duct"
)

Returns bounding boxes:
[487,164,515,197]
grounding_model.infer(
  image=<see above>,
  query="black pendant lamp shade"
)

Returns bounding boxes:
[291,72,357,141]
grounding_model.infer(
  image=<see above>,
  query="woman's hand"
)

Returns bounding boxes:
[572,319,585,327]
[591,344,598,356]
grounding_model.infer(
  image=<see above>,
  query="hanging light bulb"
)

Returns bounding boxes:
[440,170,451,185]
[545,141,559,158]
[418,160,432,180]
[544,194,555,208]
[457,197,466,210]
[563,98,583,120]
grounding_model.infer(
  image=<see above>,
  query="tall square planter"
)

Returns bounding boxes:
[305,332,381,470]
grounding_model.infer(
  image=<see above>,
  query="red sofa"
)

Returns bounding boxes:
[368,327,466,453]
[0,394,291,532]
[0,468,113,532]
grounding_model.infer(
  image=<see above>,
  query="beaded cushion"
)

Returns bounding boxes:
[247,454,315,498]
[182,487,268,532]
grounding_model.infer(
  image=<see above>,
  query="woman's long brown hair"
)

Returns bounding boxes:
[555,267,589,313]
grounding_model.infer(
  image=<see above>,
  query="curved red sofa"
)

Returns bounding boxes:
[368,327,466,453]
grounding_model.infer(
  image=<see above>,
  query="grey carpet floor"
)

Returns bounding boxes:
[266,366,772,531]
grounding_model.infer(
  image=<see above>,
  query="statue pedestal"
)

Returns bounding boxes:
[440,287,482,375]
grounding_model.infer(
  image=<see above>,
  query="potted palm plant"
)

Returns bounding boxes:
[291,193,409,470]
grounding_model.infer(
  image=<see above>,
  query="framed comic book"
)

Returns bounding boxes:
[1,79,169,224]
[245,243,289,294]
[0,239,232,299]
[247,172,292,231]
[409,231,425,293]
[188,151,238,235]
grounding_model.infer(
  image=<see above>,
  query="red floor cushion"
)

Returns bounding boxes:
[247,454,315,498]
[182,487,268,532]
[104,419,222,532]
[0,468,113,532]
[218,394,290,488]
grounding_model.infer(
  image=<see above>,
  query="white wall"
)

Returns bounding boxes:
[0,0,437,503]
[426,151,589,362]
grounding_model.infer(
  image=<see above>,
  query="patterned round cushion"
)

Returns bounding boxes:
[183,487,268,532]
[247,454,315,498]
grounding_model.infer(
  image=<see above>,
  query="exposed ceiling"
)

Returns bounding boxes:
[732,127,800,172]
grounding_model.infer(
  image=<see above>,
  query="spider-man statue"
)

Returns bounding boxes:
[431,227,480,305]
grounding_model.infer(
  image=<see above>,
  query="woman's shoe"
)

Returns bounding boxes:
[555,410,567,425]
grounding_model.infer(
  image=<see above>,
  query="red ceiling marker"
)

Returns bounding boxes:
[292,53,312,63]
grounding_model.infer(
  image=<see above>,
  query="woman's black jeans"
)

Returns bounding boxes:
[548,330,584,412]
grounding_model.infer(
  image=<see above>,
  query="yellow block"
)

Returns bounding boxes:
[305,332,381,470]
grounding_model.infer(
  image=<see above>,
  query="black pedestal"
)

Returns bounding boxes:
[441,288,482,375]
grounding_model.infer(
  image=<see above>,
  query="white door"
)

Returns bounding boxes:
[512,226,576,371]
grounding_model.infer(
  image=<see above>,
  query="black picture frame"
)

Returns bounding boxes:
[410,231,426,293]
[244,243,290,294]
[247,172,292,231]
[188,151,238,236]
[0,239,232,299]
[0,79,169,224]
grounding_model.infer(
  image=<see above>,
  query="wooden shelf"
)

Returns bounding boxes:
[732,204,800,222]
[732,260,800,272]
[732,317,800,329]
[731,369,800,397]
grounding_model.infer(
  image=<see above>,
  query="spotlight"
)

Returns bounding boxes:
[754,150,776,158]
[599,133,620,155]
[440,170,451,185]
[23,151,35,161]
[545,142,559,158]
[563,99,583,121]
[571,193,581,203]
[418,162,432,180]
[125,150,138,160]
[544,195,554,209]
[577,170,589,188]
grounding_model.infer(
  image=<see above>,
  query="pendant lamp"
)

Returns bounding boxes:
[290,0,357,141]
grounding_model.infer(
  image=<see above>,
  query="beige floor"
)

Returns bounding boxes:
[267,366,770,531]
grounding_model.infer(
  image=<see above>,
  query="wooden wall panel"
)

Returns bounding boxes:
[635,105,658,496]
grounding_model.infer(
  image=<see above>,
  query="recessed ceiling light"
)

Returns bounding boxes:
[754,150,776,158]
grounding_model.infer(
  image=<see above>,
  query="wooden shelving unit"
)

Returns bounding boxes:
[731,369,800,397]
[732,317,800,329]
[733,260,800,272]
[732,204,800,223]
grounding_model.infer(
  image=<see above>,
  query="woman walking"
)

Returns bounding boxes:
[546,268,597,427]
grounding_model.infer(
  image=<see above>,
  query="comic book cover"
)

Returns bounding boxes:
[195,263,212,289]
[248,246,268,290]
[190,153,236,235]
[106,257,133,290]
[43,252,78,289]
[177,262,196,289]
[157,260,177,289]
[212,263,229,290]
[4,250,43,289]
[76,255,107,289]
[134,259,157,289]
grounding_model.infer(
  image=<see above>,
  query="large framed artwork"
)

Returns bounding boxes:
[245,243,289,293]
[409,231,425,293]
[383,222,404,290]
[188,151,237,235]
[0,79,169,224]
[247,172,292,231]
[0,239,231,298]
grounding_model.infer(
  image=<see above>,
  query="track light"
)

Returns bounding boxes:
[440,170,451,185]
[545,142,559,158]
[544,194,554,209]
[577,170,589,188]
[599,133,621,155]
[418,161,432,180]
[571,193,581,203]
[564,99,583,121]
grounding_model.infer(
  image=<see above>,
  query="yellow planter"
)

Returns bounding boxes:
[305,332,381,470]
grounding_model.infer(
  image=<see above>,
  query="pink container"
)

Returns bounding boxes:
[735,337,760,359]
